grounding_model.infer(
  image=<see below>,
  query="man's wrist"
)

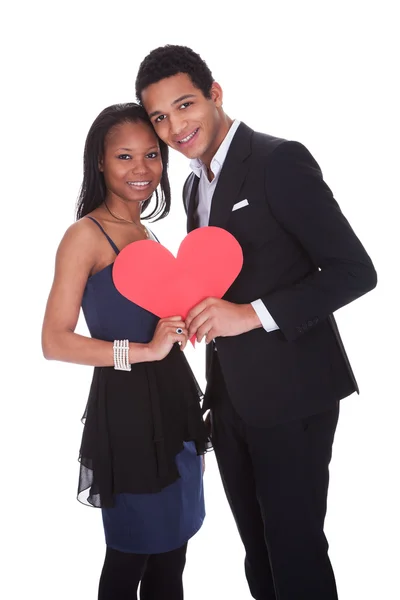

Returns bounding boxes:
[243,303,263,331]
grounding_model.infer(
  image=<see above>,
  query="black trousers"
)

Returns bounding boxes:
[208,354,339,600]
[98,543,187,600]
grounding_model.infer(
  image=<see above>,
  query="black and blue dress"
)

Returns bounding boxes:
[78,217,209,554]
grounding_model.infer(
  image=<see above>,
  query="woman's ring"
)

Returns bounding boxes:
[176,328,183,335]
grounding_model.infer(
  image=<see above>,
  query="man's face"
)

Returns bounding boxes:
[141,73,225,165]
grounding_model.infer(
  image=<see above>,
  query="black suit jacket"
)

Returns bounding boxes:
[183,123,377,427]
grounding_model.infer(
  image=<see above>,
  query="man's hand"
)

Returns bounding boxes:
[186,298,262,343]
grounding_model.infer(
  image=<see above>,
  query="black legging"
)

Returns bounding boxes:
[98,543,188,600]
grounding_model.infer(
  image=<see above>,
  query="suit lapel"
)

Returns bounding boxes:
[208,123,253,229]
[185,174,200,233]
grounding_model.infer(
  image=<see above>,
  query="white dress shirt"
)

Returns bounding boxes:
[189,120,279,333]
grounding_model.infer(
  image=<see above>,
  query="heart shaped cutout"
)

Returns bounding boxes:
[112,226,243,324]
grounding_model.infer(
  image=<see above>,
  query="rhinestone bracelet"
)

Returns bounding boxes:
[113,339,131,371]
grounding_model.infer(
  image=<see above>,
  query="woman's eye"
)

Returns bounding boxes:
[146,152,159,159]
[118,154,131,160]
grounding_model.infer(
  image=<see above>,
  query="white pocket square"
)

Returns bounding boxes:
[232,199,249,211]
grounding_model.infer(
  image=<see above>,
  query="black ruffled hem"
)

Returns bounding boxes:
[77,344,212,508]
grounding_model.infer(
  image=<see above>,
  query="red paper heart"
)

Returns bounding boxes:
[112,227,243,321]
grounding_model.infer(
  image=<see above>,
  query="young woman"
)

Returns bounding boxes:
[42,103,209,600]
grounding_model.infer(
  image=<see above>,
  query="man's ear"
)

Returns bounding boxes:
[210,82,223,108]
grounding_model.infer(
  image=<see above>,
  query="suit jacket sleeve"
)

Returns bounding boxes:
[262,141,377,342]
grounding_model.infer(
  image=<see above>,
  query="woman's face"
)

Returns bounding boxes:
[99,120,163,206]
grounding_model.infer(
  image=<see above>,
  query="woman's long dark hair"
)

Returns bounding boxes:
[76,103,171,221]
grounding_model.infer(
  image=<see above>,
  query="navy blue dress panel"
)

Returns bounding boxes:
[102,441,205,554]
[82,264,158,343]
[80,217,205,553]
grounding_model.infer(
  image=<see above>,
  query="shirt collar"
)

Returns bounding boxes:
[190,119,241,178]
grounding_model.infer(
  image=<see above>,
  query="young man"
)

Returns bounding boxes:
[136,45,377,600]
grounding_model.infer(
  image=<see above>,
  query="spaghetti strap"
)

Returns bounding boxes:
[86,216,120,255]
[150,229,160,242]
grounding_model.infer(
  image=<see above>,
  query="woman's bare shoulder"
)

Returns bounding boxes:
[59,214,104,251]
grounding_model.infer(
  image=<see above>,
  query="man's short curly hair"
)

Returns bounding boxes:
[135,45,214,103]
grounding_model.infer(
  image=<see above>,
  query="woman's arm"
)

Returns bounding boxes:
[41,219,188,366]
[41,220,153,366]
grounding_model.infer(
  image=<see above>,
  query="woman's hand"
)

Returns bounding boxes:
[147,316,188,361]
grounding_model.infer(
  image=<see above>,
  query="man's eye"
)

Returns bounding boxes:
[118,154,131,160]
[180,102,192,109]
[155,115,166,124]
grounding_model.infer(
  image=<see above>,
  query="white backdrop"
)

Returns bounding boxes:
[1,1,399,598]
